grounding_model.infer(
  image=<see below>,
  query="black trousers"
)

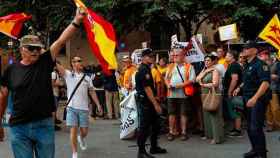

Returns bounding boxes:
[91,90,106,117]
[137,101,160,152]
[244,96,268,154]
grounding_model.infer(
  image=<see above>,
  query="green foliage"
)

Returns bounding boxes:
[0,0,279,47]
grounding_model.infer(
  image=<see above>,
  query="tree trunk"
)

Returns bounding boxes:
[181,18,192,41]
[194,15,210,35]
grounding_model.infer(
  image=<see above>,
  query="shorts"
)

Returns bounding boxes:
[66,107,89,128]
[167,98,191,116]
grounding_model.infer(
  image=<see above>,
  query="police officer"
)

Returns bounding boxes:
[234,41,270,158]
[135,48,167,158]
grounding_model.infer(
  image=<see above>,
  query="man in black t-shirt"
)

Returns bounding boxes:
[0,9,86,158]
[223,51,243,137]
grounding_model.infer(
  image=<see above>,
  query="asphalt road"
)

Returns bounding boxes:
[1,118,280,158]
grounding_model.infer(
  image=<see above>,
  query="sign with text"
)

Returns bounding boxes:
[218,24,238,41]
[185,37,205,63]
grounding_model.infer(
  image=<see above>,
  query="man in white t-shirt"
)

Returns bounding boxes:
[57,56,102,158]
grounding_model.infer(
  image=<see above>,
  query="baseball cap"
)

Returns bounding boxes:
[141,48,154,57]
[243,40,258,49]
[19,35,44,48]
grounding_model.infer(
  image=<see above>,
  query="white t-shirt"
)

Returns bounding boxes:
[64,70,93,111]
[214,64,225,90]
[51,71,60,97]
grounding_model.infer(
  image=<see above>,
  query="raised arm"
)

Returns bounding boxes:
[50,8,86,60]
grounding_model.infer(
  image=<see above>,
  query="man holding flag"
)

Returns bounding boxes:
[0,8,86,158]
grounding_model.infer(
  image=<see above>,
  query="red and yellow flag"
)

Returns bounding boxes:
[259,14,280,50]
[0,13,32,39]
[73,0,118,75]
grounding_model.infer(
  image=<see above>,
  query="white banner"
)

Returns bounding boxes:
[120,91,138,139]
[171,34,178,48]
[185,37,205,63]
[131,49,143,65]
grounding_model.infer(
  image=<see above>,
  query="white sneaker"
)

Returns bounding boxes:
[72,152,78,158]
[77,135,87,151]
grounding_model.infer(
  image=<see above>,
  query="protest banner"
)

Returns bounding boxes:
[218,24,238,41]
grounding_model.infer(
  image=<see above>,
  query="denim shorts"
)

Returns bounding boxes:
[66,107,89,128]
[9,117,55,158]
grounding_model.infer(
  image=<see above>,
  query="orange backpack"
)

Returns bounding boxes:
[183,63,194,96]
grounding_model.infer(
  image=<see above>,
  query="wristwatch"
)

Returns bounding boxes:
[71,21,81,28]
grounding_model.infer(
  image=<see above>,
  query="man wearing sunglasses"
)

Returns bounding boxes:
[56,56,102,158]
[0,8,86,158]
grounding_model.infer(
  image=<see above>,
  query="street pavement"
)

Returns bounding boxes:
[1,118,280,158]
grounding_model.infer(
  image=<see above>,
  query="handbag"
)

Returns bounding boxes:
[202,87,222,112]
[176,64,194,96]
[63,74,86,120]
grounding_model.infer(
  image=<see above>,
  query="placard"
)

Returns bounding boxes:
[218,24,238,41]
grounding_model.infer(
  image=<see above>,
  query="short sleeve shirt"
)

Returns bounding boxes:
[151,67,162,84]
[1,50,55,125]
[243,57,271,97]
[135,63,155,97]
[165,63,196,98]
[64,70,93,111]
[223,62,242,93]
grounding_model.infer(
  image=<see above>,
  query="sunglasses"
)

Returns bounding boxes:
[25,46,42,52]
[72,59,82,63]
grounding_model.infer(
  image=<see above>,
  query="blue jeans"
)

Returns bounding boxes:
[9,117,55,158]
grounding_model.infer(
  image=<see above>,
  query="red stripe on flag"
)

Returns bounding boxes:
[83,12,112,75]
[0,13,31,22]
[10,22,24,37]
[266,35,280,48]
[87,9,116,42]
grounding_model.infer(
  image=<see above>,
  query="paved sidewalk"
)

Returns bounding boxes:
[1,119,280,158]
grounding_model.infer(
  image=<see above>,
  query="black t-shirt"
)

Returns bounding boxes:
[223,62,242,94]
[1,50,56,125]
[135,63,155,97]
[103,71,118,92]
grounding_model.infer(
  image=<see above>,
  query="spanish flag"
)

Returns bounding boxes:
[73,0,118,75]
[259,14,280,50]
[0,13,32,39]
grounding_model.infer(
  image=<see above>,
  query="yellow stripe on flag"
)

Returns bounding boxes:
[258,14,280,50]
[92,22,117,69]
[73,0,87,11]
[0,21,16,38]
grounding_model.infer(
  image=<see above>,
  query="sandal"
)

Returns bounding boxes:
[180,134,189,141]
[167,133,175,141]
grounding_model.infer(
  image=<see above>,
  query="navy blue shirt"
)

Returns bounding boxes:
[242,57,271,98]
[103,71,118,92]
[135,63,155,97]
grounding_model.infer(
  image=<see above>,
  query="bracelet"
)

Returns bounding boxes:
[71,22,81,28]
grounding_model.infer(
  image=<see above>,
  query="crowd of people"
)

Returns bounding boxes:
[0,8,280,158]
[116,42,280,158]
